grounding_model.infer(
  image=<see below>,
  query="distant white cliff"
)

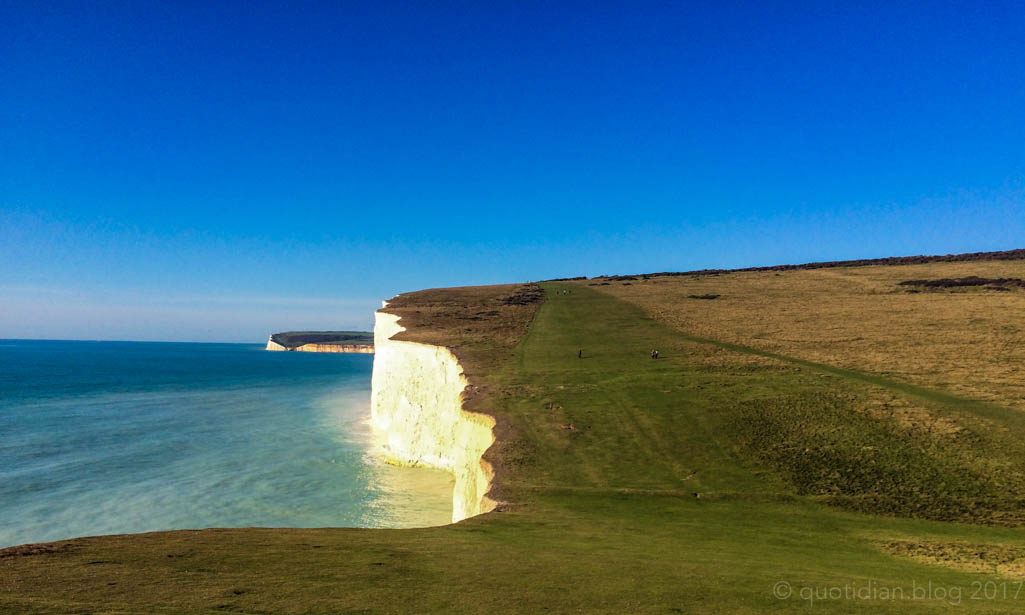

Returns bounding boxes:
[370,306,496,523]
[266,336,288,351]
[265,336,374,354]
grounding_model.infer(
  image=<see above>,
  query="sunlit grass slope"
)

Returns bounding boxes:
[596,259,1025,411]
[4,262,1025,613]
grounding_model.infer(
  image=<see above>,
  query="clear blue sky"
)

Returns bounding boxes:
[3,1,1023,342]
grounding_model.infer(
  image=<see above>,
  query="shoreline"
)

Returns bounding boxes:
[0,341,410,548]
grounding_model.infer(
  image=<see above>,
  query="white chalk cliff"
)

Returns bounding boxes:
[370,306,496,523]
[265,336,374,353]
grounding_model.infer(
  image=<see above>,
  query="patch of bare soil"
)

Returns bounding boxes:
[898,277,1025,290]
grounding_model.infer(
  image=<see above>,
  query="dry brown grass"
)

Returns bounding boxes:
[882,539,1025,579]
[382,283,541,370]
[859,394,966,439]
[593,260,1025,412]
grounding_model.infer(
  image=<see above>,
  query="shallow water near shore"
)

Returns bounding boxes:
[0,339,453,548]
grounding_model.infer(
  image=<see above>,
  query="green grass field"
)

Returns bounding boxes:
[4,277,1025,613]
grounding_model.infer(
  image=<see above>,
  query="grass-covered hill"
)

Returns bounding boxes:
[3,251,1025,613]
[269,330,373,349]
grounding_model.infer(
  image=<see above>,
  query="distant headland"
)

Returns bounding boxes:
[265,331,374,354]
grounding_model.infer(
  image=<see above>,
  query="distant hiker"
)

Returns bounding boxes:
[650,350,656,359]
[578,349,583,359]
[654,350,659,359]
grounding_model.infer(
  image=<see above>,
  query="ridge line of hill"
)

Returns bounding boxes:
[566,247,1025,281]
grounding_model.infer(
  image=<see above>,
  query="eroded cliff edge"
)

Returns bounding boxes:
[371,309,495,522]
[368,284,544,523]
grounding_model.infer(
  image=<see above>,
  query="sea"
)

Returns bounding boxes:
[0,339,453,548]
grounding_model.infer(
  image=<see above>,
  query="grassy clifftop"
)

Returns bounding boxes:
[4,257,1025,613]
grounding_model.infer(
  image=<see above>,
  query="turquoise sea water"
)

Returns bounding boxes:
[0,340,453,548]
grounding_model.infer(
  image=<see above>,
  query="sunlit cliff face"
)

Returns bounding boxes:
[370,309,496,523]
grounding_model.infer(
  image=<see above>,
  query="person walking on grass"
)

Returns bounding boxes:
[578,349,583,359]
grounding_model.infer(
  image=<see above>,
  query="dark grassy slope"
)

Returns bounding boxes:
[4,285,1025,613]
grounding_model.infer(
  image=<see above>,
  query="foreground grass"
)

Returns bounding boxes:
[4,278,1025,613]
[7,497,1025,614]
